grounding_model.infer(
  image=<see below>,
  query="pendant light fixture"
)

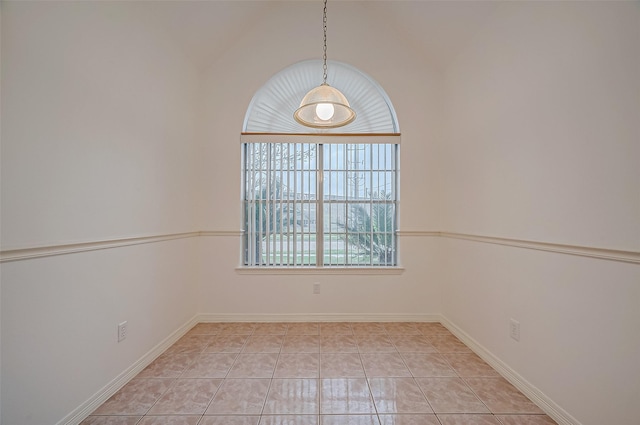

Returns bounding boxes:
[294,0,356,128]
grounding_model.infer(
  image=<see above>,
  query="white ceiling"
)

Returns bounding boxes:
[132,1,501,71]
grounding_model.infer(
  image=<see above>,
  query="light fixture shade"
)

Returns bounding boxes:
[294,83,356,128]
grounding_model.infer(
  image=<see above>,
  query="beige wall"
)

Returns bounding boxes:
[441,2,639,249]
[197,1,444,317]
[1,2,201,424]
[1,2,638,425]
[440,3,640,425]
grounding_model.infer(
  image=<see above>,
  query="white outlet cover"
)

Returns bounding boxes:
[118,321,128,342]
[509,319,520,341]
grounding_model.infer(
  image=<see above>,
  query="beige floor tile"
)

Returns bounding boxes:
[428,335,472,354]
[443,354,500,377]
[205,335,249,353]
[205,379,271,415]
[437,414,502,425]
[147,378,221,415]
[137,416,201,425]
[219,322,258,335]
[181,353,237,378]
[92,379,173,415]
[253,323,289,335]
[383,323,421,335]
[321,335,359,353]
[415,377,489,414]
[137,353,199,378]
[360,353,412,377]
[187,322,224,335]
[495,415,557,425]
[282,335,320,353]
[378,414,441,425]
[351,322,387,334]
[320,378,376,414]
[227,353,278,378]
[259,415,319,425]
[356,335,396,353]
[415,323,452,336]
[464,378,544,414]
[274,353,320,378]
[391,336,438,353]
[401,353,457,377]
[242,335,285,353]
[263,378,319,414]
[320,415,380,425]
[368,378,433,414]
[320,322,353,335]
[199,416,260,425]
[320,353,365,378]
[80,417,142,425]
[87,322,552,425]
[165,335,214,354]
[287,322,320,335]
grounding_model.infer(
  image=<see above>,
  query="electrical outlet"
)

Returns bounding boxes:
[118,321,128,342]
[509,318,520,341]
[313,282,321,295]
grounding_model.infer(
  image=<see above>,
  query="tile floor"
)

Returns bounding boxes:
[82,322,557,425]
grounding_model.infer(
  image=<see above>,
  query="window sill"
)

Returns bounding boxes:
[235,266,405,275]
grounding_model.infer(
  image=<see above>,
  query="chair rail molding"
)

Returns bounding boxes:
[2,230,637,264]
[0,232,201,263]
[439,231,639,265]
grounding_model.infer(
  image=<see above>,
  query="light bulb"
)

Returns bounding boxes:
[315,103,335,121]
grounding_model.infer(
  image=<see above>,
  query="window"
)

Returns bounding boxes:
[240,60,401,269]
[242,141,398,267]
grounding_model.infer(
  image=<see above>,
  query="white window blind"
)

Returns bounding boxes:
[242,140,398,267]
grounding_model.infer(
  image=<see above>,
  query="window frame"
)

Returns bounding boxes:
[240,133,401,271]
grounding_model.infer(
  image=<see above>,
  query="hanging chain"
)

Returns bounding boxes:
[322,0,328,84]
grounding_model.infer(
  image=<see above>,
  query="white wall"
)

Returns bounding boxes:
[441,2,639,249]
[1,4,4,420]
[1,241,200,425]
[197,1,444,317]
[440,3,640,424]
[1,2,201,424]
[1,2,201,248]
[198,236,442,318]
[3,1,638,424]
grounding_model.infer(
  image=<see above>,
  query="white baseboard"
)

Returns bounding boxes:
[440,316,582,425]
[58,315,199,425]
[197,313,442,323]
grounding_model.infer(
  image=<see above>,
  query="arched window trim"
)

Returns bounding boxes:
[242,59,401,136]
